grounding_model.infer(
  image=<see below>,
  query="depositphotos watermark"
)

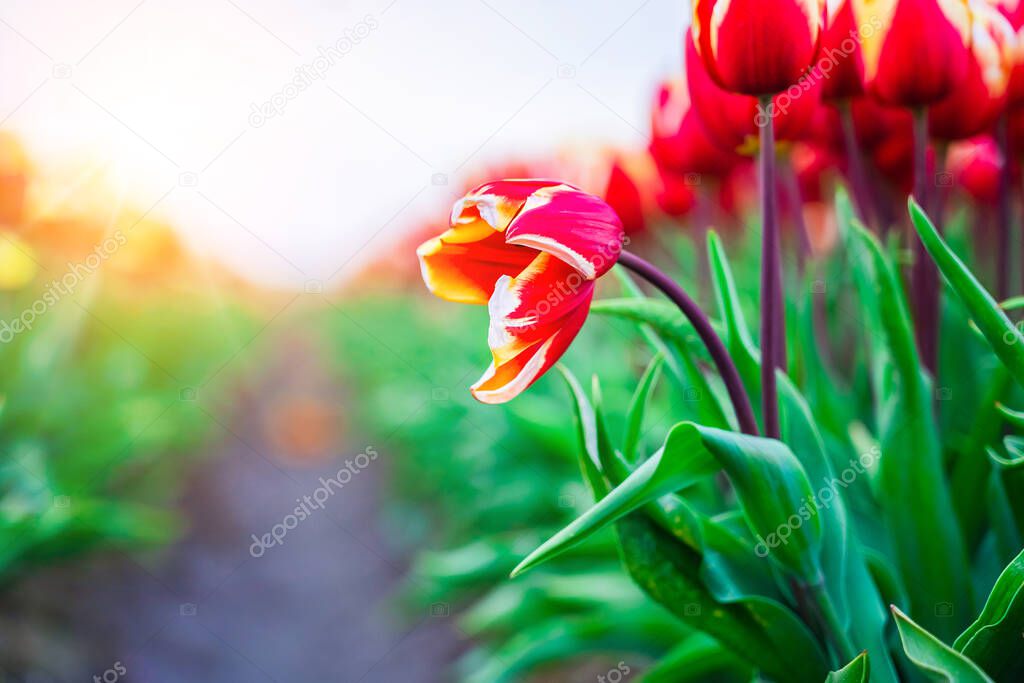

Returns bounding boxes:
[754,446,880,558]
[248,15,379,127]
[598,662,632,683]
[249,446,379,557]
[0,230,127,343]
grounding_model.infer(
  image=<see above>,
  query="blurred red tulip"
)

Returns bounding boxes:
[852,0,972,107]
[791,142,837,202]
[693,0,828,96]
[819,0,867,99]
[418,180,624,403]
[649,78,742,178]
[948,135,1004,202]
[929,1,1015,140]
[603,156,651,234]
[655,169,699,218]
[685,30,824,154]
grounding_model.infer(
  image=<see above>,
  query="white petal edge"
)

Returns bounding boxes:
[470,335,558,404]
[505,233,596,280]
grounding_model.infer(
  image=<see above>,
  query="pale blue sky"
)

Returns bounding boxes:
[0,0,690,286]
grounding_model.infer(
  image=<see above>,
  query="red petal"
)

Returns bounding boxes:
[504,184,624,279]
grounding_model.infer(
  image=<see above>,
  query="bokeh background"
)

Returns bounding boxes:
[0,1,699,682]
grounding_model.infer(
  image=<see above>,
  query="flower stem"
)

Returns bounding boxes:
[911,107,938,375]
[838,100,876,229]
[759,96,783,440]
[617,250,760,437]
[807,581,857,666]
[997,114,1012,300]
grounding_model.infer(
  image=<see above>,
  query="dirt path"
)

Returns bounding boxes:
[1,338,462,682]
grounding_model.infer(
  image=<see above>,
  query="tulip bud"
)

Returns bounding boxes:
[693,0,828,96]
[852,0,973,107]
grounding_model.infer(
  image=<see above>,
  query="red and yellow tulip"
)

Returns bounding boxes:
[417,180,624,404]
[929,0,1016,140]
[819,0,867,99]
[685,30,823,155]
[852,0,972,106]
[693,0,828,96]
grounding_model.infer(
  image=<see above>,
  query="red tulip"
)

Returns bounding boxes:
[791,142,837,202]
[650,78,742,177]
[929,1,1015,140]
[417,180,624,403]
[994,0,1024,29]
[948,135,1004,202]
[852,0,972,107]
[693,0,828,96]
[818,0,867,99]
[603,156,650,234]
[655,169,699,218]
[685,30,824,154]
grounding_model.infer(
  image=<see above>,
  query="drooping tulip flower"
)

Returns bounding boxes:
[852,0,972,107]
[417,180,624,404]
[685,30,824,154]
[650,78,742,178]
[818,0,867,99]
[929,1,1015,141]
[692,0,828,96]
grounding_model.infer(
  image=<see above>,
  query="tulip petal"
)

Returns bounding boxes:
[471,282,594,404]
[505,184,624,280]
[417,229,536,305]
[452,179,565,231]
[486,253,596,364]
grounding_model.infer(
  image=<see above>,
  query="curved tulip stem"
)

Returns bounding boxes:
[617,250,760,437]
[759,96,783,440]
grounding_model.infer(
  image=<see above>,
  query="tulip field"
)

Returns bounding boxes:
[8,0,1024,681]
[361,0,1024,680]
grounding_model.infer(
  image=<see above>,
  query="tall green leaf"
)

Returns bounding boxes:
[826,651,870,682]
[846,221,971,639]
[954,548,1024,680]
[909,198,1024,386]
[557,369,829,683]
[893,607,993,682]
[512,422,823,583]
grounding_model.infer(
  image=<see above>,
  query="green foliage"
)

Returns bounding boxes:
[0,279,261,582]
[333,195,1024,681]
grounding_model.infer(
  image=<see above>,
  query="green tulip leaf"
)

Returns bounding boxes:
[846,218,971,640]
[909,198,1024,386]
[826,651,870,682]
[640,633,751,682]
[512,422,823,583]
[893,607,993,682]
[623,354,664,463]
[953,548,1024,680]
